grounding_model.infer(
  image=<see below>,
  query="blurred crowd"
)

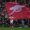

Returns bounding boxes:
[0,0,30,27]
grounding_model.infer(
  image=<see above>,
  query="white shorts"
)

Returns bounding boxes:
[10,20,13,24]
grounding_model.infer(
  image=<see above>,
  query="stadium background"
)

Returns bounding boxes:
[0,0,30,30]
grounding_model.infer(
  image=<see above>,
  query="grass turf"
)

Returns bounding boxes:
[0,27,30,30]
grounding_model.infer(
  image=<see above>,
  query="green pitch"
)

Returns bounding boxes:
[0,27,30,30]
